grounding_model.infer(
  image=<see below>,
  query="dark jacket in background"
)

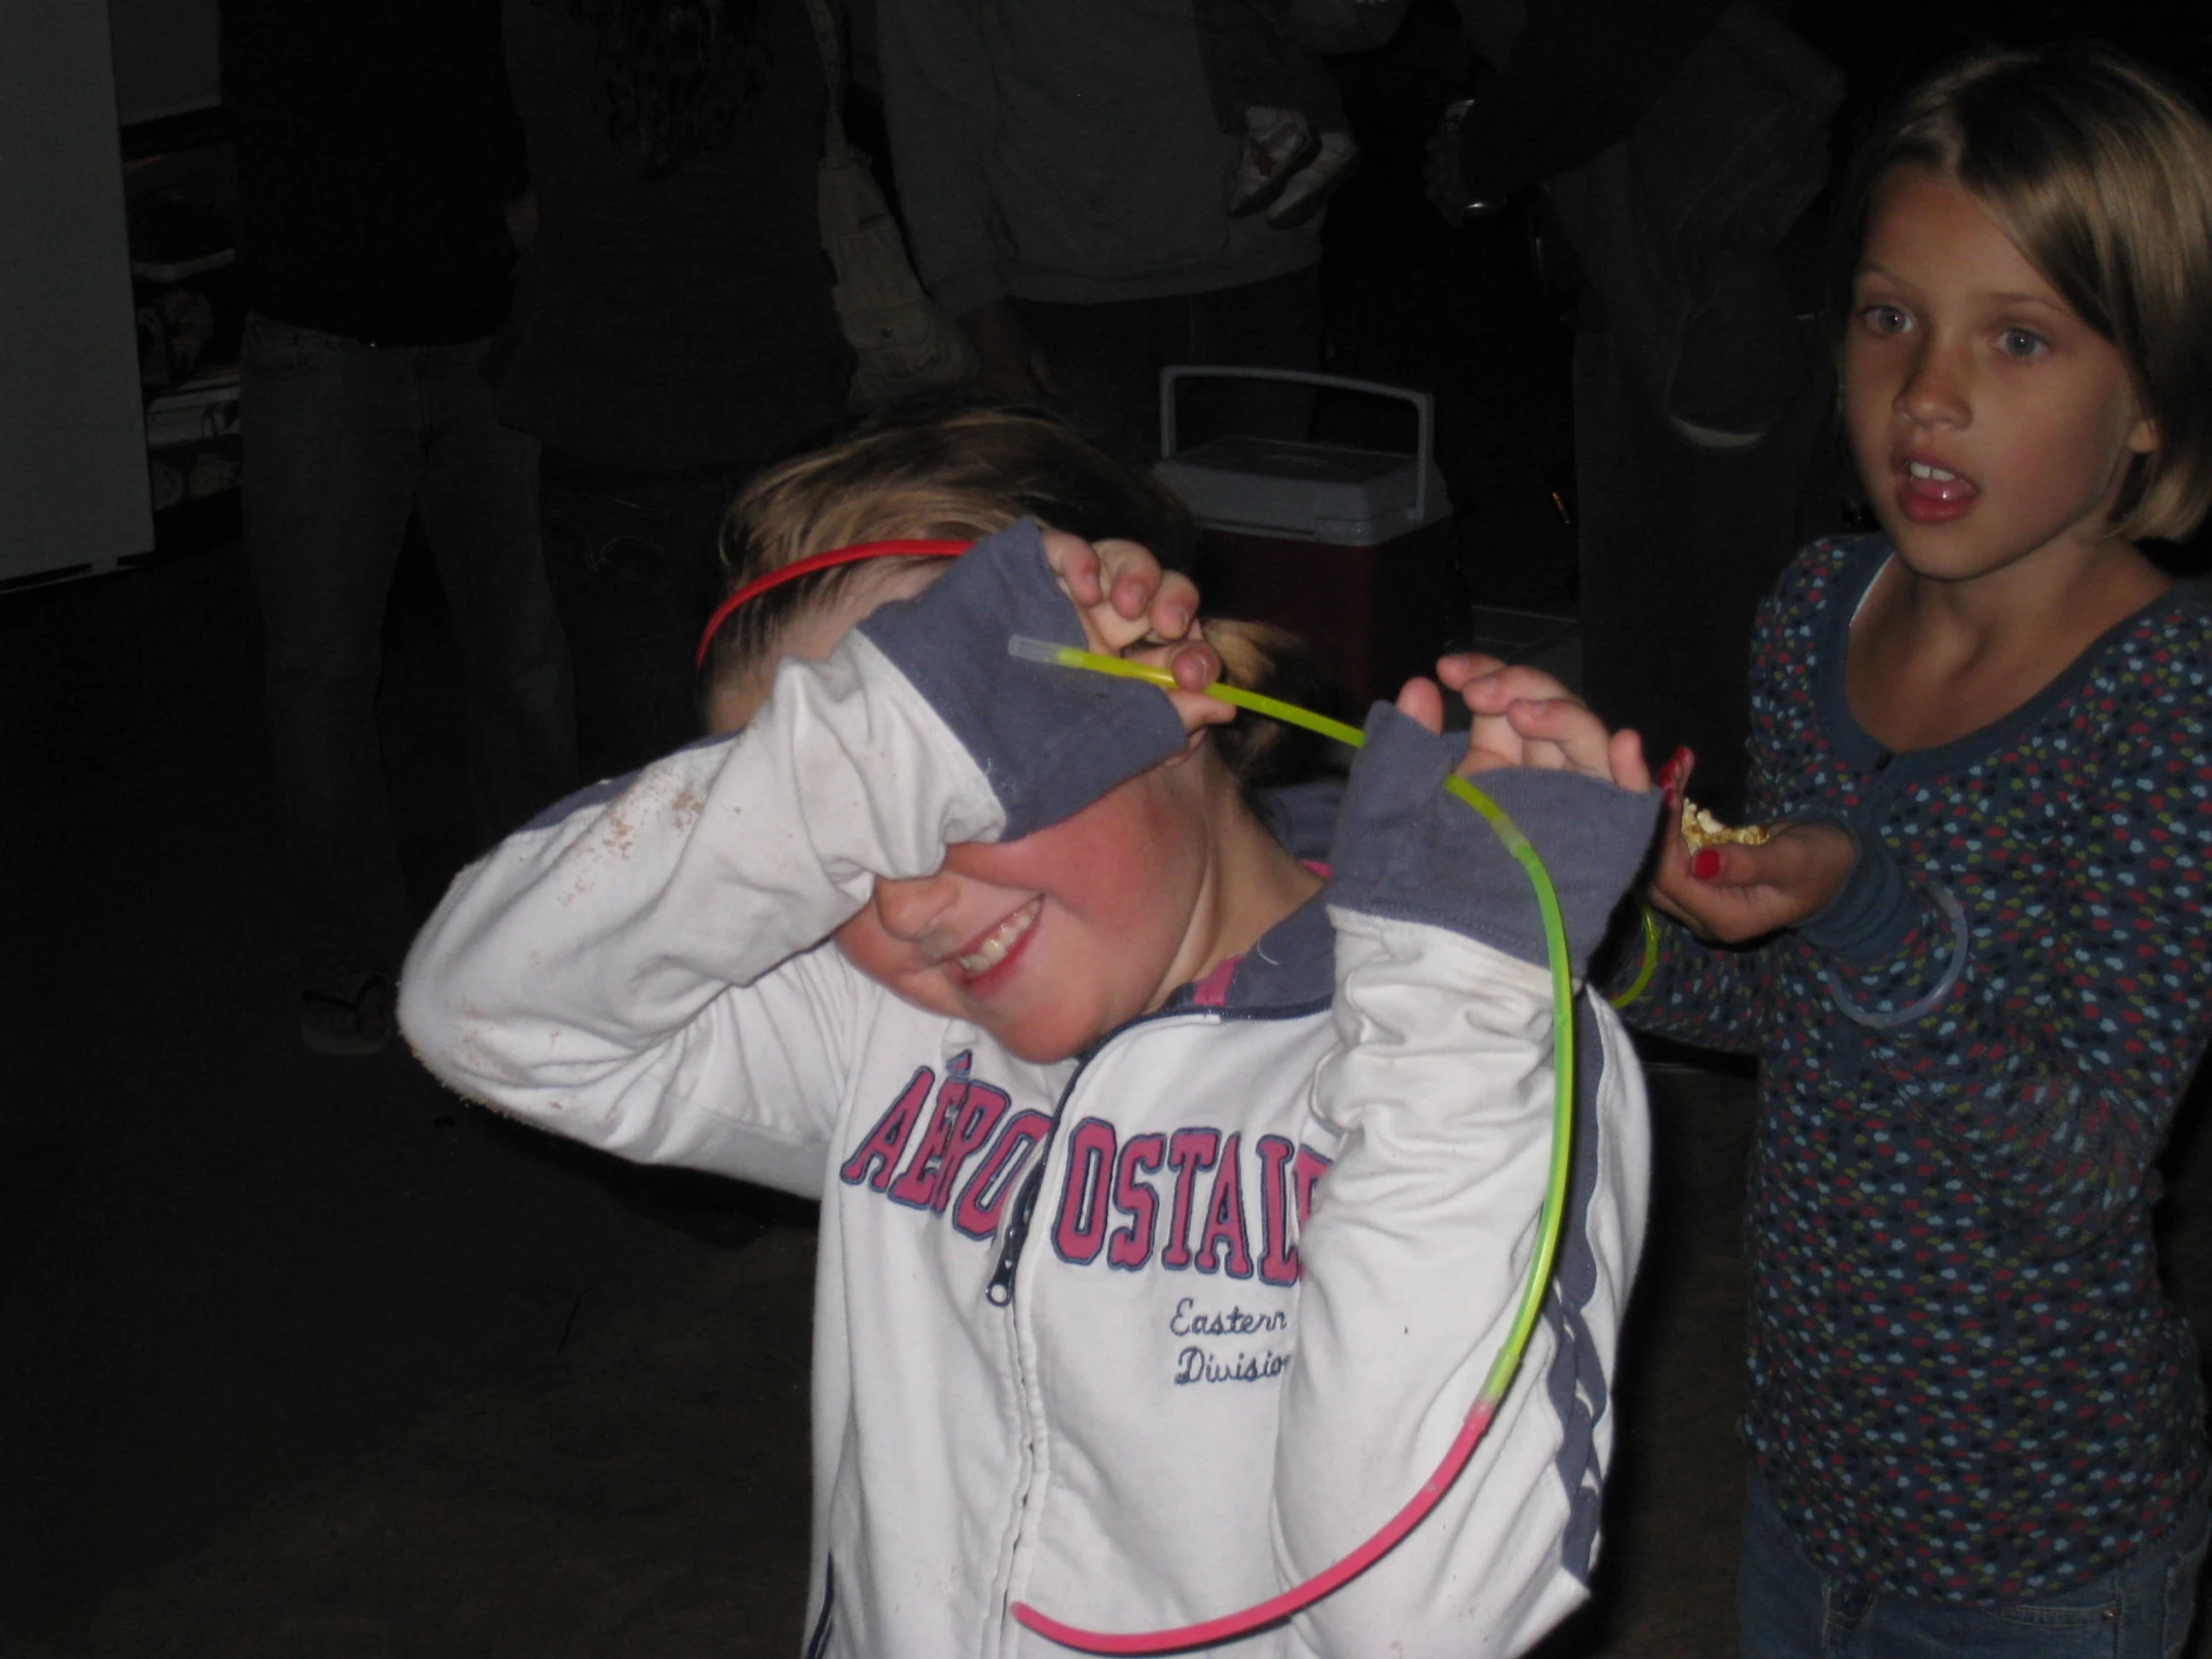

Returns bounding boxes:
[494,0,850,474]
[221,0,525,345]
[1448,0,1734,202]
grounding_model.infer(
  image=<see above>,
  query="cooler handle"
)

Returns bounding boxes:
[1158,366,1437,526]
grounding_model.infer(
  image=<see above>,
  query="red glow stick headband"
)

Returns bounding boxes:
[694,538,971,670]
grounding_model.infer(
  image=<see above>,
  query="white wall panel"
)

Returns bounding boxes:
[0,0,157,582]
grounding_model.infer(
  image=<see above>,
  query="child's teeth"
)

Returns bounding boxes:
[1908,461,1958,481]
[958,899,1039,974]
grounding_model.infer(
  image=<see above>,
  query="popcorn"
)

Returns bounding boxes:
[1680,799,1775,850]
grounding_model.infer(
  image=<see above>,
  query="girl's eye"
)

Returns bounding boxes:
[1997,326,2048,360]
[1860,303,1911,336]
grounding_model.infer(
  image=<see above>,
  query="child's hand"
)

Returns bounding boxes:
[1041,529,1198,652]
[1396,654,1653,789]
[1647,748,1856,942]
[1039,528,1229,737]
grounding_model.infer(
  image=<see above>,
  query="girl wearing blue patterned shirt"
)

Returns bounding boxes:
[1613,45,2212,1659]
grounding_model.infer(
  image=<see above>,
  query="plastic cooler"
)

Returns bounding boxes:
[1151,367,1457,707]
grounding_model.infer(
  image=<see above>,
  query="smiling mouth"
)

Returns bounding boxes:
[955,897,1042,979]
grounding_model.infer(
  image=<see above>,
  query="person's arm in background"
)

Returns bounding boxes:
[218,0,333,271]
[1279,0,1413,54]
[469,0,535,253]
[1425,0,1731,218]
[874,0,1052,401]
[504,192,539,252]
[956,298,1057,405]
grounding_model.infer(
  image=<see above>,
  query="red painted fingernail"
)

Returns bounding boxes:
[1690,848,1722,880]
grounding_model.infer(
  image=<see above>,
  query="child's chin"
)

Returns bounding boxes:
[994,1017,1098,1067]
[1000,1032,1090,1066]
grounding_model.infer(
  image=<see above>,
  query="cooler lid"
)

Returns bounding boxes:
[1152,368,1454,546]
[1155,434,1453,546]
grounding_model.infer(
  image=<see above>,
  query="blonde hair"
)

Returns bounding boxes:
[706,400,1201,689]
[706,399,1351,799]
[1831,45,2212,542]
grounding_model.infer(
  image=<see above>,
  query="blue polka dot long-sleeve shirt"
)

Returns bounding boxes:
[1621,535,2212,1603]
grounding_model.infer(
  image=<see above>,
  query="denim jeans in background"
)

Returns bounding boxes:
[240,313,576,989]
[538,450,762,783]
[1737,1464,2211,1659]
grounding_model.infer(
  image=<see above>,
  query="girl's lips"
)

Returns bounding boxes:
[1895,455,1978,525]
[952,896,1042,994]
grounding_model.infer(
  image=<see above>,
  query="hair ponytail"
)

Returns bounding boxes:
[1205,618,1356,804]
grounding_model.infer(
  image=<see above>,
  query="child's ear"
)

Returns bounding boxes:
[2128,411,2159,455]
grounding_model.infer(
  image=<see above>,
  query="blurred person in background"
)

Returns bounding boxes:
[1428,0,1846,818]
[224,0,576,1056]
[494,0,852,781]
[875,0,1401,460]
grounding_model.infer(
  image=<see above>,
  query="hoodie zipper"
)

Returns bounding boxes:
[979,998,1316,1308]
[984,1041,1102,1307]
[980,1030,1123,1308]
[984,1163,1044,1307]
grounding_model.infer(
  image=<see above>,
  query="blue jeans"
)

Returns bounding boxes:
[539,450,762,783]
[1738,1466,2211,1659]
[240,313,575,987]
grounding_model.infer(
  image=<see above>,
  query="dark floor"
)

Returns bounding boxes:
[11,534,2212,1658]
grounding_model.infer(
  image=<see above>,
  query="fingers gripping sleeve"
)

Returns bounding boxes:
[875,0,1008,317]
[858,518,1186,840]
[1326,708,1659,975]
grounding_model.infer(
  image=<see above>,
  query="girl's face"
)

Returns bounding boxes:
[830,758,1225,1063]
[1843,167,2157,585]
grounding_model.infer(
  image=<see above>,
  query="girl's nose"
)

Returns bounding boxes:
[1896,340,1969,427]
[871,871,959,942]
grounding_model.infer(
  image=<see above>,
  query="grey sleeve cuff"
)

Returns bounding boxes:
[857,519,1187,840]
[1327,703,1661,972]
[1794,816,1916,965]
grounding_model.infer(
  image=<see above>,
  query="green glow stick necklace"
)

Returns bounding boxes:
[1005,636,1581,1654]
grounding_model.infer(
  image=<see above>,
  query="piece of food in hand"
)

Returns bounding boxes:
[1680,798,1775,850]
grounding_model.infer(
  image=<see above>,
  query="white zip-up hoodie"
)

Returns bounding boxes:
[400,521,1657,1658]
